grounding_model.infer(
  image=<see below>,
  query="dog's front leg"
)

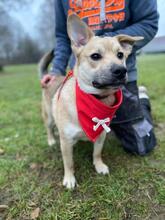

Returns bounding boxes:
[60,137,76,189]
[93,132,109,175]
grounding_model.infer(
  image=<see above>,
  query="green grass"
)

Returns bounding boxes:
[0,55,165,220]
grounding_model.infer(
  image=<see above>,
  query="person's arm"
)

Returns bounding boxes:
[51,0,72,75]
[103,0,159,51]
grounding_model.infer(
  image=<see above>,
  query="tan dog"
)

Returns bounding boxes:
[40,14,143,189]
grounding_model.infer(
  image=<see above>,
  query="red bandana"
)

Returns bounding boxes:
[58,71,123,142]
[76,81,123,142]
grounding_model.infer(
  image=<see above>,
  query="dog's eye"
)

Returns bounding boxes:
[90,53,102,61]
[117,52,124,59]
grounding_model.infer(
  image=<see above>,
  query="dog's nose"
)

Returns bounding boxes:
[111,65,127,79]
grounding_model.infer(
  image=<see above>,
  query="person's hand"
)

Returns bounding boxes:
[40,74,56,88]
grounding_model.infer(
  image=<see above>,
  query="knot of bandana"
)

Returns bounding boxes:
[92,117,111,133]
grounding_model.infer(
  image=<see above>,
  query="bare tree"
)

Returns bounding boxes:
[36,0,55,51]
[13,36,42,64]
[0,8,15,63]
[0,0,49,65]
[0,8,27,63]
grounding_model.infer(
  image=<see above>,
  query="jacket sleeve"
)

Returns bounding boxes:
[51,0,72,75]
[103,0,159,51]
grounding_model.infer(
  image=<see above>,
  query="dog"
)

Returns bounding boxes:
[39,14,143,189]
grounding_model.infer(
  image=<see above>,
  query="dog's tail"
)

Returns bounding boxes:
[38,49,54,79]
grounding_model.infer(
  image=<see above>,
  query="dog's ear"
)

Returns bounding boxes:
[67,13,94,47]
[116,35,144,54]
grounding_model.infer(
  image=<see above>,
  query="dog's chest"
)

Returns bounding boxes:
[64,123,87,141]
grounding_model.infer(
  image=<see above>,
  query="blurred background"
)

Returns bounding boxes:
[0,0,164,68]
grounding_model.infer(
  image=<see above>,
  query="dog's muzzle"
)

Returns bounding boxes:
[92,65,127,89]
[111,65,127,80]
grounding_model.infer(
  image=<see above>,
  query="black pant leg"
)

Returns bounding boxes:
[110,81,157,155]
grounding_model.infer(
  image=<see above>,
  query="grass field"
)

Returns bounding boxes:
[0,54,165,220]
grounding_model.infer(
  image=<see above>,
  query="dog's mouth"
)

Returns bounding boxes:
[92,80,126,90]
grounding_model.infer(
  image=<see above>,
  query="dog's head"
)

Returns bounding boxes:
[67,14,143,95]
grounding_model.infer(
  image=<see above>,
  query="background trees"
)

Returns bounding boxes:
[36,0,55,52]
[0,0,54,65]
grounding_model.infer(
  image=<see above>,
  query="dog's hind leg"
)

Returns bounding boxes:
[42,100,56,146]
[93,132,109,175]
[47,115,56,146]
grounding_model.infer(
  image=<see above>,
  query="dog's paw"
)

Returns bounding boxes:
[48,138,56,146]
[95,162,109,175]
[63,175,77,189]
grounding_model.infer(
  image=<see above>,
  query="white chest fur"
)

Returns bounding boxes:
[64,123,87,142]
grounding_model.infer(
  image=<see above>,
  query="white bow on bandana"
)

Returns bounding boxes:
[92,117,111,133]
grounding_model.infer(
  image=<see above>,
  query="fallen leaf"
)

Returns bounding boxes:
[30,163,43,170]
[31,207,40,219]
[0,204,9,211]
[0,148,5,155]
[30,163,38,170]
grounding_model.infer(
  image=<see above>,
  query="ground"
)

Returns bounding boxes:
[0,54,165,220]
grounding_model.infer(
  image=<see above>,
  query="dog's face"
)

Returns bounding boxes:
[67,14,143,94]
